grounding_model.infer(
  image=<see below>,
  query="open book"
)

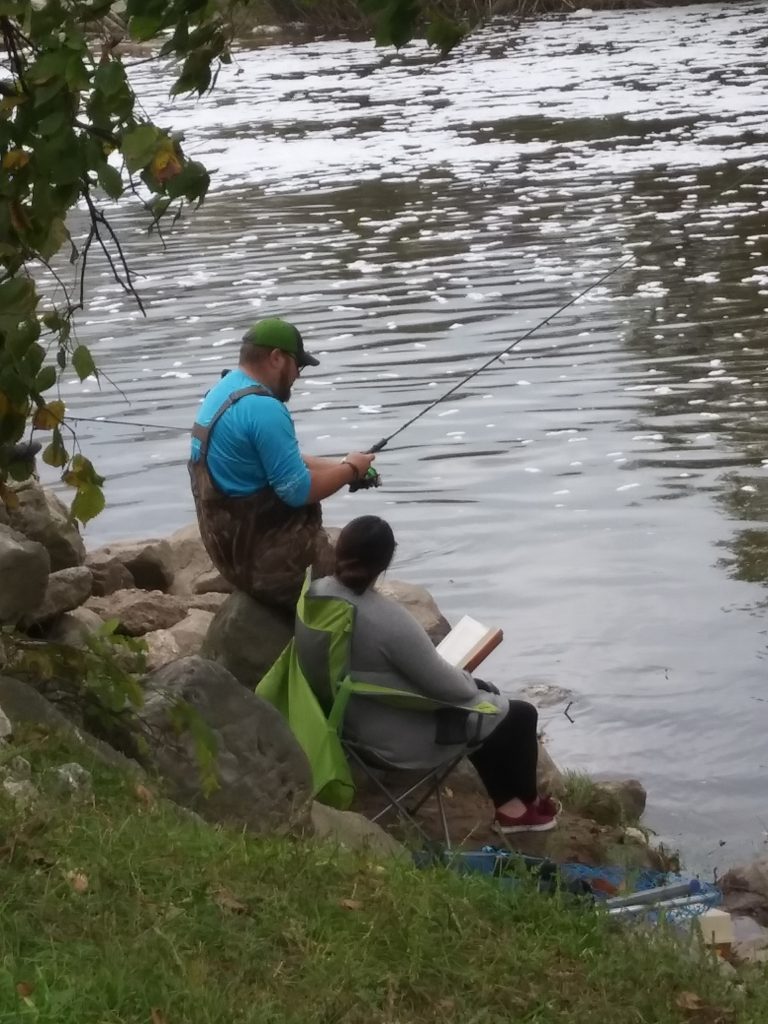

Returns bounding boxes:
[435,615,503,672]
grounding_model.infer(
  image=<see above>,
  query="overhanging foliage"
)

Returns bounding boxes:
[0,0,468,523]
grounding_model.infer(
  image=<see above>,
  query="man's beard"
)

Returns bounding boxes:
[275,365,293,403]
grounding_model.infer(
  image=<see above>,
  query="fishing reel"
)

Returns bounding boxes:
[349,467,381,493]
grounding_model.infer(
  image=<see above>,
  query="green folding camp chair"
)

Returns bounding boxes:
[256,575,500,849]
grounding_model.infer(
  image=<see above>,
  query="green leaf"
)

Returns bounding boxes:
[65,54,91,91]
[42,438,68,468]
[37,109,69,136]
[121,124,160,172]
[34,365,56,393]
[28,50,69,85]
[171,50,213,96]
[98,163,124,199]
[43,310,67,331]
[67,453,105,487]
[0,277,38,319]
[94,61,127,98]
[6,317,41,357]
[426,15,466,55]
[128,14,164,41]
[22,342,45,377]
[39,218,69,260]
[33,80,66,107]
[165,160,210,202]
[72,344,97,381]
[7,458,33,481]
[71,482,106,524]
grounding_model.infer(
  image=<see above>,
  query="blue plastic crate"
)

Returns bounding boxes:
[415,846,722,927]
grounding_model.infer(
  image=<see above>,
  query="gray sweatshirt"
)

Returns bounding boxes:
[304,576,507,769]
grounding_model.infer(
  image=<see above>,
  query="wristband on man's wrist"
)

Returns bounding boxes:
[341,457,360,480]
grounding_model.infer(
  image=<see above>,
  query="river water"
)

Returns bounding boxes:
[49,1,768,867]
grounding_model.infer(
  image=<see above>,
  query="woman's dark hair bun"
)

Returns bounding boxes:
[334,516,396,594]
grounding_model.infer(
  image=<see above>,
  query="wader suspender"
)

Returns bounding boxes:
[191,384,271,464]
[188,382,333,610]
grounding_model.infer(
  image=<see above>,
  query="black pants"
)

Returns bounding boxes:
[468,700,539,807]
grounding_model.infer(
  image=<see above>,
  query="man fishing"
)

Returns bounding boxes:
[189,318,375,610]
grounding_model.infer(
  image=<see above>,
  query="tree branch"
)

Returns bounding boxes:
[82,189,146,315]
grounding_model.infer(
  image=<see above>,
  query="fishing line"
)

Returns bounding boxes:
[63,255,634,438]
[59,156,765,447]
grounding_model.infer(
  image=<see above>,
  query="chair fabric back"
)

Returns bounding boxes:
[256,574,500,809]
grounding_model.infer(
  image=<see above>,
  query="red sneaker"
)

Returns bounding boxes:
[535,795,562,817]
[493,804,557,834]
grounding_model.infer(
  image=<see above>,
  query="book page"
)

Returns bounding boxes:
[436,615,494,668]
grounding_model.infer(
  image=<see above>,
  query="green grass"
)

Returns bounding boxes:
[1,731,767,1024]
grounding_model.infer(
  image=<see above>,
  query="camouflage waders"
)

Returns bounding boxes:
[189,384,334,611]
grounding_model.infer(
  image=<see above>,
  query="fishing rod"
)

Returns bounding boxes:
[364,253,635,455]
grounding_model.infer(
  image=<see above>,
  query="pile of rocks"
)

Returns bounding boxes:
[1,479,451,682]
[0,478,673,868]
[0,479,449,856]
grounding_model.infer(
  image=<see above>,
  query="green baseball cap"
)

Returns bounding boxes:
[242,318,319,368]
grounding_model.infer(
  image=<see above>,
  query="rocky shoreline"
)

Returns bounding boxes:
[2,476,767,957]
[235,0,724,47]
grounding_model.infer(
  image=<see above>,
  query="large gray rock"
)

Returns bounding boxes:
[0,675,142,774]
[6,480,85,570]
[85,551,134,596]
[86,588,187,636]
[376,578,451,644]
[166,523,219,595]
[722,858,768,926]
[143,629,182,671]
[309,802,406,859]
[186,592,228,613]
[169,608,215,657]
[0,524,50,625]
[88,539,174,593]
[22,566,93,627]
[136,656,312,835]
[44,606,104,647]
[201,591,293,688]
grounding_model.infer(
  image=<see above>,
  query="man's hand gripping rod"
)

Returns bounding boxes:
[348,437,387,493]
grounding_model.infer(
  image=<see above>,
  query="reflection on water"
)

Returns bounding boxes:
[47,1,768,866]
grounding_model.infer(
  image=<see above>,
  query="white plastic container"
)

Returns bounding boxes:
[698,909,734,954]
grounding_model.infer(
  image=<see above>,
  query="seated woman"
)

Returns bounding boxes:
[300,514,557,834]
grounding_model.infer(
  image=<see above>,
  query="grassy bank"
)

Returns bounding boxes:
[1,730,767,1024]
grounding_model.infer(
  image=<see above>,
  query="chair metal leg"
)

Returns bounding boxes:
[404,757,463,819]
[345,746,435,846]
[344,744,461,849]
[434,784,452,851]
